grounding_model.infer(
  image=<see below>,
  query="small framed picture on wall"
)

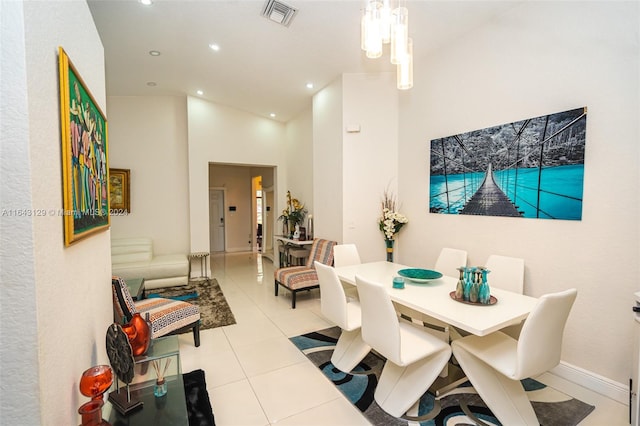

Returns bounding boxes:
[109,168,130,214]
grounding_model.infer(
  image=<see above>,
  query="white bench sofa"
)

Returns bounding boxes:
[111,237,189,290]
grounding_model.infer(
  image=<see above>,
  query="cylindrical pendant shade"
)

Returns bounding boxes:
[361,13,368,51]
[380,0,392,44]
[360,1,413,90]
[390,6,408,64]
[364,1,383,59]
[397,38,413,90]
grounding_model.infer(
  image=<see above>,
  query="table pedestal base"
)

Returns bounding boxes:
[108,387,144,415]
[429,362,468,397]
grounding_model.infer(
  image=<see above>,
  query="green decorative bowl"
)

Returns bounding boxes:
[397,268,443,283]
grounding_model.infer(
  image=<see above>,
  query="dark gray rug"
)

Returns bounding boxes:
[183,369,215,426]
[291,327,595,426]
[148,279,236,331]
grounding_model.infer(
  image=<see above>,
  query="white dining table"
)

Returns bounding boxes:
[334,261,538,337]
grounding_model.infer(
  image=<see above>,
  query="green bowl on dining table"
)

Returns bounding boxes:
[397,268,443,283]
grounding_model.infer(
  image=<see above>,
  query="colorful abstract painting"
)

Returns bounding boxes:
[58,47,109,245]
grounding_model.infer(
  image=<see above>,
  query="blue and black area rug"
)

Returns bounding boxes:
[290,327,595,426]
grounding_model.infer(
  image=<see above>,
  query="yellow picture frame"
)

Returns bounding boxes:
[109,168,130,214]
[58,47,110,246]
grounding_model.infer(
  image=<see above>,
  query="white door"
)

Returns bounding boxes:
[210,189,225,252]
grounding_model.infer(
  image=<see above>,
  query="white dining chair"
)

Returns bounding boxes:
[485,254,525,294]
[485,254,525,338]
[333,243,362,268]
[434,247,468,277]
[333,243,362,300]
[451,288,577,426]
[422,247,469,358]
[355,274,452,418]
[315,262,371,373]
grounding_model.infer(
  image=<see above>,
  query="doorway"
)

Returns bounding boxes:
[209,189,225,252]
[263,186,275,260]
[208,163,276,256]
[252,176,263,252]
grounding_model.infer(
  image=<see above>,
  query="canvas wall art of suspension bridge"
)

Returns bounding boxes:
[429,107,587,220]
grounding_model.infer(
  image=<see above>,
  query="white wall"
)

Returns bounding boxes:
[311,73,399,258]
[285,107,314,218]
[1,2,40,423]
[1,1,113,424]
[107,97,313,257]
[187,97,287,253]
[107,96,190,254]
[312,78,344,242]
[398,1,639,389]
[342,73,399,262]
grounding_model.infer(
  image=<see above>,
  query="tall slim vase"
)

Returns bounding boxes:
[385,239,394,262]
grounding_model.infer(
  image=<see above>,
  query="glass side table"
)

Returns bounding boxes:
[188,252,210,281]
[107,335,187,426]
[125,277,145,300]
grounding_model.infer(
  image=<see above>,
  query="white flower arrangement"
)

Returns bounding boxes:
[378,190,408,241]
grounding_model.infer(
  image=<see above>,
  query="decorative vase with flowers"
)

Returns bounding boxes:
[278,190,307,239]
[378,189,408,262]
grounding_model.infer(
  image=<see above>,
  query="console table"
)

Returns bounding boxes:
[274,236,313,268]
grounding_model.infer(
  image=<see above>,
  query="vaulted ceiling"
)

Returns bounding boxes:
[88,0,523,122]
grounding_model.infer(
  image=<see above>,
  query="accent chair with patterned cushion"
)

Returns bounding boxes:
[112,276,201,347]
[274,238,337,309]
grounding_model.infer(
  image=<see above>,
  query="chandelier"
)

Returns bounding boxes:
[361,0,413,90]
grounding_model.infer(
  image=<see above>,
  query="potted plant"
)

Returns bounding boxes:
[279,191,307,238]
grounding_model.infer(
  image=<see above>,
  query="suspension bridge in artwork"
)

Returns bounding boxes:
[458,163,522,217]
[430,108,587,220]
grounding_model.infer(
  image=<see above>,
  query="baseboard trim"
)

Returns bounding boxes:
[550,361,629,405]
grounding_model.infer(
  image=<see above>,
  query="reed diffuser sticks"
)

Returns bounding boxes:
[151,358,171,397]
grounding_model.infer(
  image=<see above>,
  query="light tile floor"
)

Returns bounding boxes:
[177,252,627,426]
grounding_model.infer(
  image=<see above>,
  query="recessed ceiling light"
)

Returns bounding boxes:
[146,82,157,87]
[306,82,314,89]
[149,50,161,56]
[140,0,152,5]
[209,43,220,52]
[196,90,204,95]
[270,113,276,118]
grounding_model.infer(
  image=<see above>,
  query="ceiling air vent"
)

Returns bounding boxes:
[261,0,298,27]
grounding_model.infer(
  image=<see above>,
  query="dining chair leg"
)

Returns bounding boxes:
[452,342,539,425]
[330,329,371,373]
[375,348,451,418]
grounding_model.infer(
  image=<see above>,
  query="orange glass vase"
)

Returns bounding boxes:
[79,365,113,400]
[78,365,113,426]
[125,313,151,356]
[78,399,109,426]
